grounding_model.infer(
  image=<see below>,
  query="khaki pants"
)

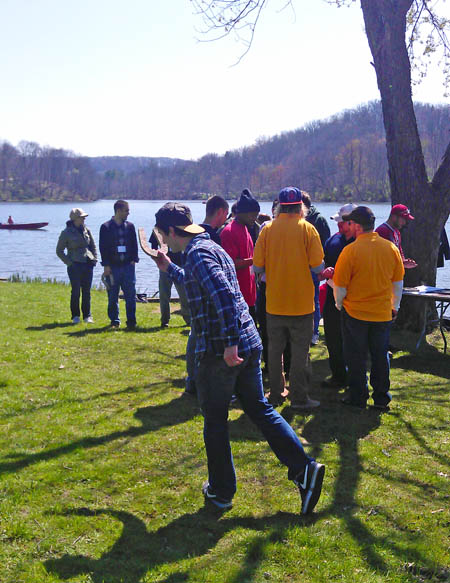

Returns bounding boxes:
[267,312,313,406]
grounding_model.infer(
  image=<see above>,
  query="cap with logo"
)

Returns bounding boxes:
[278,187,302,205]
[330,203,357,223]
[390,204,414,220]
[70,208,88,220]
[155,202,204,234]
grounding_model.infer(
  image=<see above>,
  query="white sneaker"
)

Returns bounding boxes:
[311,333,320,345]
[84,316,94,324]
[72,316,81,324]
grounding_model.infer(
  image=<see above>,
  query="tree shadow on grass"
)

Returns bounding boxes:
[39,395,449,582]
[0,393,200,476]
[230,399,446,577]
[391,352,450,380]
[1,382,153,420]
[64,325,163,337]
[26,322,76,331]
[300,404,448,576]
[43,506,306,583]
[392,410,450,466]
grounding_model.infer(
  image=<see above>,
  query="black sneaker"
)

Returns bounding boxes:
[369,403,390,412]
[202,481,233,510]
[295,461,325,515]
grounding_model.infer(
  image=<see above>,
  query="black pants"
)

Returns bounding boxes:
[67,262,94,319]
[323,286,347,383]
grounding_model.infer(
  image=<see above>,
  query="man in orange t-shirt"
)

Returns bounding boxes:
[333,206,404,410]
[253,187,324,410]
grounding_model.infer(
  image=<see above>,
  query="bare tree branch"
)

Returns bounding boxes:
[191,0,296,63]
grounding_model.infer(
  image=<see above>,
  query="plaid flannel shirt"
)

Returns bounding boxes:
[168,233,262,358]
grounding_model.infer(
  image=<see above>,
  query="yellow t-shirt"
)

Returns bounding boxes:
[333,232,404,322]
[253,213,324,316]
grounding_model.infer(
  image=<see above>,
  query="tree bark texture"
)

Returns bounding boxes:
[360,0,450,330]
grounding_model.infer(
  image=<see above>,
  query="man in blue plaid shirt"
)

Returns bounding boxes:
[153,202,325,514]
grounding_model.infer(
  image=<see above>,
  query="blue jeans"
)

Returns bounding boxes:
[67,262,94,319]
[159,270,190,326]
[107,264,136,326]
[341,309,392,407]
[312,271,320,336]
[196,349,312,501]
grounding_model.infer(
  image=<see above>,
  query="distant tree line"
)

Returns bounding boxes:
[1,101,448,203]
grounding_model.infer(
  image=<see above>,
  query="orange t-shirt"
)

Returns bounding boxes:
[333,232,404,321]
[253,213,324,316]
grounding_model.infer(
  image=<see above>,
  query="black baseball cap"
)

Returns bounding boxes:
[155,202,204,234]
[342,206,375,227]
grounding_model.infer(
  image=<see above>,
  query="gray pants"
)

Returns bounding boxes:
[267,312,313,406]
[159,270,190,325]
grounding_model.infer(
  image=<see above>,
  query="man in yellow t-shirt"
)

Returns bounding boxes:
[333,206,404,410]
[253,187,324,409]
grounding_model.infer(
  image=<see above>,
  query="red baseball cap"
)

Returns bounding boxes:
[391,204,414,220]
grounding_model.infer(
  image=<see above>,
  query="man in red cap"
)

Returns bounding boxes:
[375,204,417,269]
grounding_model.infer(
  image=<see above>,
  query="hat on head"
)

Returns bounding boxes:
[390,204,414,220]
[155,202,204,234]
[70,208,88,220]
[342,205,375,227]
[278,187,302,205]
[330,203,358,223]
[235,188,260,213]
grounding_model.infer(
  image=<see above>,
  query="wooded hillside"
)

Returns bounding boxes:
[1,101,448,202]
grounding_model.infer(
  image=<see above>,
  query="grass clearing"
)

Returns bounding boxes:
[0,281,449,583]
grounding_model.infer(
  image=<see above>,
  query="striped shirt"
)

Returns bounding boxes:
[168,233,262,358]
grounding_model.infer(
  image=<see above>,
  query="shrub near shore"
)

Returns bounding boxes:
[0,281,449,583]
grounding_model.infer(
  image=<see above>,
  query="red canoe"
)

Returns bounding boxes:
[0,222,48,230]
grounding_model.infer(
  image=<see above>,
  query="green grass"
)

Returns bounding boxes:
[0,281,449,583]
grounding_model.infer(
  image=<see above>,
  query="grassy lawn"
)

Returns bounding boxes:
[0,281,449,583]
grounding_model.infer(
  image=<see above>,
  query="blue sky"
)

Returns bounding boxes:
[0,0,447,160]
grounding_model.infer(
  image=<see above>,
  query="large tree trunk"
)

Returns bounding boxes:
[360,0,450,331]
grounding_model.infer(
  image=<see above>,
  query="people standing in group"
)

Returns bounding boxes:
[56,207,97,324]
[185,195,230,395]
[375,204,417,269]
[149,230,190,328]
[301,191,330,345]
[220,189,259,320]
[152,202,325,514]
[99,200,139,330]
[320,203,356,389]
[333,206,404,410]
[253,187,324,410]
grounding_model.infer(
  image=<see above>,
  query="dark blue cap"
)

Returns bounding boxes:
[278,187,302,205]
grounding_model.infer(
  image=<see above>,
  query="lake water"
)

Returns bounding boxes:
[1,199,449,293]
